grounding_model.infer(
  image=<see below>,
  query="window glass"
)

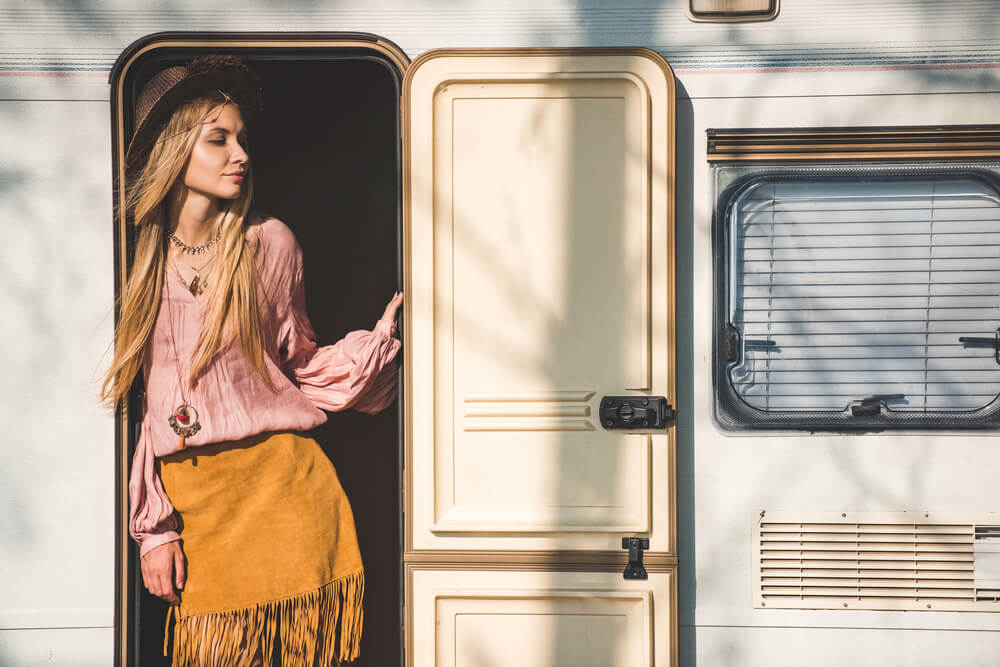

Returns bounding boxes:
[689,0,777,21]
[691,0,772,14]
[715,166,1000,429]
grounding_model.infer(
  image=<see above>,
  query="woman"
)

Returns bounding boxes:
[101,55,402,666]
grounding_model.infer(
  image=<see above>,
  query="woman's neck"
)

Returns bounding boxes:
[167,188,221,246]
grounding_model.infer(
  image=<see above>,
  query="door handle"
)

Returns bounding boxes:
[600,396,674,429]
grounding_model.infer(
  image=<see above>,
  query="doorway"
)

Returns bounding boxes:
[114,40,405,667]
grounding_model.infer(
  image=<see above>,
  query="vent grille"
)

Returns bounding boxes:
[753,512,1000,611]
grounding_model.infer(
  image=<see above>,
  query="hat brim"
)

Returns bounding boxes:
[124,67,260,180]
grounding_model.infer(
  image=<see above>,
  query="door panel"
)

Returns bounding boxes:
[409,569,676,667]
[404,50,676,553]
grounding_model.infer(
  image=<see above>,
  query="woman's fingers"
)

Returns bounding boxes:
[174,548,186,591]
[380,291,404,334]
[140,541,183,604]
[382,291,403,317]
[158,567,180,605]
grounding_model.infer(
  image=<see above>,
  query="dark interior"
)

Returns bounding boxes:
[124,47,403,667]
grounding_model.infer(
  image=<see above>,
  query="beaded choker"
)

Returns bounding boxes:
[169,231,219,255]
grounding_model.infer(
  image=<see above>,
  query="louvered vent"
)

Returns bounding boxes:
[753,512,1000,612]
[974,525,1000,602]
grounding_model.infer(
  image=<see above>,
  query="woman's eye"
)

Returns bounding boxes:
[209,138,225,145]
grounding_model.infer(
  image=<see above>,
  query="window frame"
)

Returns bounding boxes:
[687,0,779,23]
[712,163,1000,432]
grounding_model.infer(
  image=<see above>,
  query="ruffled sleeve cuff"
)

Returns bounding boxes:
[128,422,181,557]
[138,530,182,558]
[292,321,401,414]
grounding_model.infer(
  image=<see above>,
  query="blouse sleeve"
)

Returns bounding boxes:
[128,421,181,557]
[273,225,401,414]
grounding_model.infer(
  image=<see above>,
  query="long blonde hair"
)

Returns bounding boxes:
[101,92,273,408]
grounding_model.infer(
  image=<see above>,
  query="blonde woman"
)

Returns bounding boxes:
[103,55,402,666]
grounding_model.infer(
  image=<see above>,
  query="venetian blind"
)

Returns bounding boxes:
[728,176,1000,413]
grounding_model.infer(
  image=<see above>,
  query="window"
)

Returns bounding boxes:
[688,0,778,23]
[714,164,1000,430]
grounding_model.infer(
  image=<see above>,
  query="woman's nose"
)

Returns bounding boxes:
[232,142,249,166]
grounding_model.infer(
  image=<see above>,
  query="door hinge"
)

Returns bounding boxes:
[622,537,649,580]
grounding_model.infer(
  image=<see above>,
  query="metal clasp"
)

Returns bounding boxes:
[600,396,674,430]
[622,537,649,580]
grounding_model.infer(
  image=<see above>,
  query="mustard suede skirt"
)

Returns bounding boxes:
[159,431,364,666]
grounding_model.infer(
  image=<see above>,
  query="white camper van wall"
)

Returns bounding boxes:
[5,2,1000,666]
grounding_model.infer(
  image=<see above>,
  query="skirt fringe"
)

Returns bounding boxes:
[165,569,364,666]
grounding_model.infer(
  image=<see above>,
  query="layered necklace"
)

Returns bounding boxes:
[163,245,206,450]
[171,252,215,296]
[169,231,219,296]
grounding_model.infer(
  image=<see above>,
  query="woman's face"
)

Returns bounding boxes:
[181,102,248,202]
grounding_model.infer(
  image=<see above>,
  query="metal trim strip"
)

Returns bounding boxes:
[109,32,410,667]
[708,126,1000,162]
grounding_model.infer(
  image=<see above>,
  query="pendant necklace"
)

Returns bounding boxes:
[172,251,215,297]
[164,269,202,449]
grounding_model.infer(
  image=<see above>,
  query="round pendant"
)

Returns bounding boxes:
[168,403,202,438]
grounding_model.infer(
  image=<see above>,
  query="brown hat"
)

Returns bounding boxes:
[125,54,262,178]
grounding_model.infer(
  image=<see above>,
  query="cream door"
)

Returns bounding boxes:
[403,48,676,666]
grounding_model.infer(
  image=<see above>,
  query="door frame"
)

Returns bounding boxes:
[109,32,410,667]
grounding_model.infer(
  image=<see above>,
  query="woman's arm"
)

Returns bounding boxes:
[128,421,186,603]
[128,423,181,555]
[282,291,403,414]
[262,218,403,413]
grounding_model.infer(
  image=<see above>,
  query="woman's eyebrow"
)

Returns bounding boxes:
[206,125,246,136]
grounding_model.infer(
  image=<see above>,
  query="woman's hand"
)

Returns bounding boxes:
[378,291,404,336]
[140,540,186,605]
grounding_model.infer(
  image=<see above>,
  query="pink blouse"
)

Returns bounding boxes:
[128,215,400,556]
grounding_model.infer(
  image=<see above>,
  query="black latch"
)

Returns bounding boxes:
[600,396,674,429]
[959,327,1000,365]
[850,400,882,417]
[725,324,741,362]
[726,323,776,363]
[622,537,649,580]
[851,394,904,417]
